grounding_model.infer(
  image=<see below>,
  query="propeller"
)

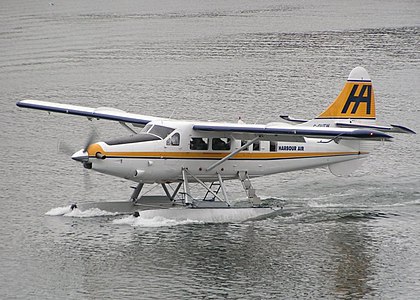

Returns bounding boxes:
[58,127,101,165]
[70,127,102,163]
[56,127,101,193]
[82,128,100,153]
[58,127,100,155]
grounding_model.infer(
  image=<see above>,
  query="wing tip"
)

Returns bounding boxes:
[16,99,31,107]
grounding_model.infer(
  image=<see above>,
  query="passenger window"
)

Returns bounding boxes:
[212,138,231,151]
[190,137,209,150]
[241,140,251,151]
[270,141,277,152]
[252,141,260,151]
[167,133,180,146]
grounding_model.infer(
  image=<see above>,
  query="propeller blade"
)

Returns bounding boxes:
[57,140,76,156]
[83,168,92,192]
[83,128,100,153]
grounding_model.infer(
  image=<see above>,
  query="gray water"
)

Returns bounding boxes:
[1,0,420,299]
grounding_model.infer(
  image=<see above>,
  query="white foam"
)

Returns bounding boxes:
[383,198,420,207]
[45,206,119,217]
[306,198,420,209]
[45,206,72,216]
[401,199,420,205]
[113,215,204,227]
[306,201,369,208]
[64,208,119,217]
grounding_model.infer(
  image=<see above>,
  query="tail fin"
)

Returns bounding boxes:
[317,67,375,120]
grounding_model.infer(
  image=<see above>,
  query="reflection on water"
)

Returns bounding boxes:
[31,208,415,299]
[330,222,373,299]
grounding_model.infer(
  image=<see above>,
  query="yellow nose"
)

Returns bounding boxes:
[87,143,105,157]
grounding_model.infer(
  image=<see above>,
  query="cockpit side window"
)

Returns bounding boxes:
[166,132,180,146]
[212,138,231,151]
[190,137,209,150]
[148,125,174,139]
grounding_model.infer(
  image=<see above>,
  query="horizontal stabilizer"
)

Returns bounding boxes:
[280,115,308,124]
[336,122,416,134]
[389,124,416,134]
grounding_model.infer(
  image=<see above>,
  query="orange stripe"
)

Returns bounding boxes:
[90,150,366,160]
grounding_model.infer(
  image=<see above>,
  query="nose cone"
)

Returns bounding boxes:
[71,149,89,162]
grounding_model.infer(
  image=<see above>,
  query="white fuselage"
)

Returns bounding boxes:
[83,120,368,184]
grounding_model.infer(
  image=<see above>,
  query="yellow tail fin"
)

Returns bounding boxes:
[318,67,375,120]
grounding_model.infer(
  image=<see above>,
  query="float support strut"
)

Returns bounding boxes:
[161,182,182,202]
[181,168,193,205]
[217,173,229,204]
[183,168,229,205]
[130,183,144,202]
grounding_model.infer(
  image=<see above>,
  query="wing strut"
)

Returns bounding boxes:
[119,121,138,134]
[206,137,259,171]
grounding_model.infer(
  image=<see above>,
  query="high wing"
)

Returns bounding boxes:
[193,122,393,142]
[16,99,161,127]
[17,99,394,142]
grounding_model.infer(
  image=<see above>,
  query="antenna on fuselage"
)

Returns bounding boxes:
[169,108,176,119]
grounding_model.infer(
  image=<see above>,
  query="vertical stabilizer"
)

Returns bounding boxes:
[317,67,375,120]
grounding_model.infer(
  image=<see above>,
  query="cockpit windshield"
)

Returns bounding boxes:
[142,124,174,139]
[104,124,174,146]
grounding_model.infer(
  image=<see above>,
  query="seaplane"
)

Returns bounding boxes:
[16,67,415,222]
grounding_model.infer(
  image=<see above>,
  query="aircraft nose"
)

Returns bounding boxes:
[71,149,89,162]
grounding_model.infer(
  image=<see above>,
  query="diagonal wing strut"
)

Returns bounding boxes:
[206,137,260,171]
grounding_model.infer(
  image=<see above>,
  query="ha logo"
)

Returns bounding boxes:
[341,84,372,115]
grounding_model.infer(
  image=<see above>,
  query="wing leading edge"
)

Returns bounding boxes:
[193,123,393,142]
[16,99,158,126]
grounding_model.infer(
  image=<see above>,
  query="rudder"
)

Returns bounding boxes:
[317,67,376,120]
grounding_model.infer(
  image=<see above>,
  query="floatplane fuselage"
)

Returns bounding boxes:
[16,67,415,221]
[74,119,370,184]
